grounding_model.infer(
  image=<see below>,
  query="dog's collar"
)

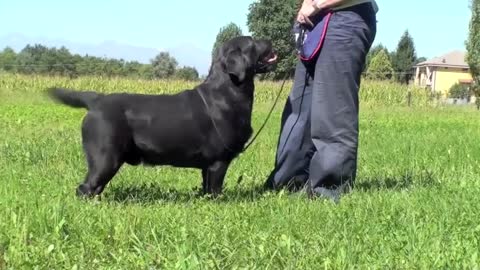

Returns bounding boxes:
[254,62,270,73]
[196,71,290,156]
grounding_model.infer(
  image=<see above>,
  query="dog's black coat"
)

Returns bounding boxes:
[47,36,277,197]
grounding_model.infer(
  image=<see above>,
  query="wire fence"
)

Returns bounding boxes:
[0,64,417,75]
[1,65,475,108]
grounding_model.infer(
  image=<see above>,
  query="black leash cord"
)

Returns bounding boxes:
[242,73,290,152]
[197,72,291,154]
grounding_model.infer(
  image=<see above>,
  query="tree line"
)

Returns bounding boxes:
[0,44,199,81]
[0,0,438,85]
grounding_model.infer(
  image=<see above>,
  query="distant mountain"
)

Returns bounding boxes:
[167,43,212,77]
[0,33,212,76]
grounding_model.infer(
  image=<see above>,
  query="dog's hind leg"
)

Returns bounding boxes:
[77,149,123,197]
[76,113,126,197]
[202,160,231,196]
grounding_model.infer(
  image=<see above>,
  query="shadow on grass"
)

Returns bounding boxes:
[105,182,269,205]
[103,172,442,204]
[355,172,441,192]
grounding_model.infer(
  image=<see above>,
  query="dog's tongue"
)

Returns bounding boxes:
[265,52,278,63]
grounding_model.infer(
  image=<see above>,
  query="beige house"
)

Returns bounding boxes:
[413,51,472,97]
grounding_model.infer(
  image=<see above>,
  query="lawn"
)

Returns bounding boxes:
[1,74,480,269]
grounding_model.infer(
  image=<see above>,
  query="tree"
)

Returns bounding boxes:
[151,52,178,79]
[415,57,427,64]
[51,46,77,78]
[139,64,154,80]
[212,23,243,58]
[392,30,417,84]
[366,49,394,80]
[0,47,17,72]
[247,0,300,80]
[365,44,389,69]
[15,44,48,74]
[175,66,199,81]
[0,42,166,80]
[76,55,102,76]
[466,0,480,109]
[367,43,390,63]
[449,83,470,100]
[123,61,146,78]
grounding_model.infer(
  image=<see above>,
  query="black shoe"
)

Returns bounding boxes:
[304,180,352,204]
[285,175,308,192]
[308,186,341,204]
[263,175,275,191]
[264,174,308,192]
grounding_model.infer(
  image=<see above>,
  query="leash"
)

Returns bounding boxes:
[242,73,290,151]
[197,72,290,154]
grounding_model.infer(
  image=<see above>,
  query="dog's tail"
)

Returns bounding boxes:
[47,88,102,110]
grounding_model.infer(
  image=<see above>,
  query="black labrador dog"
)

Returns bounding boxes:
[47,36,277,198]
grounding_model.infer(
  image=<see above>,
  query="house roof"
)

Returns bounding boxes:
[415,50,469,68]
[459,78,473,84]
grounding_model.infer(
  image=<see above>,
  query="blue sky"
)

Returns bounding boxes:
[0,0,471,74]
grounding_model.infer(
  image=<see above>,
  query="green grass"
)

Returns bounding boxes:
[1,74,480,268]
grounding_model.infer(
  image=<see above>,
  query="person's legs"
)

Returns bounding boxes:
[264,61,315,191]
[307,4,377,201]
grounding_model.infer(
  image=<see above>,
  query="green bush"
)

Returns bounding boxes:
[448,83,470,99]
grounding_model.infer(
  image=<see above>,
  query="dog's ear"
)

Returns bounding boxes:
[224,48,246,83]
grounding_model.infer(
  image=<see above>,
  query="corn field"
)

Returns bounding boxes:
[0,73,433,107]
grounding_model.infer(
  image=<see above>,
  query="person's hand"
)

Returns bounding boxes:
[297,0,320,27]
[297,12,313,27]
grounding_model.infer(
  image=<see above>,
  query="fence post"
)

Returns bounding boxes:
[407,89,412,107]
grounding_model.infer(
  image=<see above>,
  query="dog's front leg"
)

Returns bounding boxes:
[201,160,231,196]
[201,168,209,195]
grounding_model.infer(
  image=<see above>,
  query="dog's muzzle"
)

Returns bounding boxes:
[255,51,278,73]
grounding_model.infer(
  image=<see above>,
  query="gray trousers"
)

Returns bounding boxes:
[265,3,377,198]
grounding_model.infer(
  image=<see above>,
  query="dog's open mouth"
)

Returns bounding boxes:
[256,49,278,73]
[262,51,278,64]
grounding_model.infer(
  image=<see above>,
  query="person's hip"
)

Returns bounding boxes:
[331,2,377,34]
[320,2,376,48]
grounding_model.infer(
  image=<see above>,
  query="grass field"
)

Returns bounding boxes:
[1,74,480,269]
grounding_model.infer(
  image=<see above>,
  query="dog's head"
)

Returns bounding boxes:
[215,36,277,84]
